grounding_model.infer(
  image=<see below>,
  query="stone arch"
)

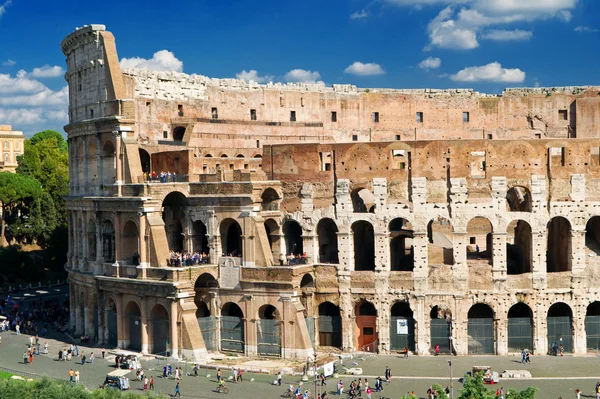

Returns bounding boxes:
[467,303,495,354]
[355,300,377,352]
[102,220,115,262]
[261,188,280,211]
[150,304,170,355]
[220,218,242,256]
[106,296,118,347]
[220,153,228,158]
[173,126,186,141]
[87,218,96,260]
[196,301,211,318]
[264,218,281,260]
[236,154,245,158]
[139,148,151,174]
[122,220,139,264]
[282,220,303,257]
[317,218,339,264]
[427,217,453,265]
[192,220,209,256]
[585,301,600,351]
[389,218,414,271]
[318,301,342,348]
[506,186,532,212]
[390,301,415,352]
[585,216,600,256]
[507,303,533,352]
[547,302,573,353]
[257,304,281,356]
[507,219,532,275]
[101,139,116,186]
[547,217,572,272]
[123,300,142,351]
[300,273,314,288]
[351,187,376,213]
[162,192,188,252]
[253,154,262,159]
[466,217,493,264]
[352,221,375,271]
[194,273,218,289]
[87,140,98,185]
[221,302,245,353]
[429,305,452,354]
[258,304,280,320]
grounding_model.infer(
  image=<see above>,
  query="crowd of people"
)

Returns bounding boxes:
[1,295,70,337]
[168,251,210,266]
[145,171,184,183]
[279,252,308,266]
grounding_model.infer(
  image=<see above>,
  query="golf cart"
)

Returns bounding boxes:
[466,366,499,384]
[102,369,130,390]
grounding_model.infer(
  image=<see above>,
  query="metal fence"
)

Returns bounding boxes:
[547,316,573,353]
[257,319,281,357]
[220,316,244,353]
[508,317,533,352]
[153,319,170,355]
[585,316,600,351]
[318,315,342,348]
[468,318,495,354]
[390,316,415,352]
[306,317,315,346]
[198,316,218,351]
[127,314,142,351]
[107,311,118,347]
[430,319,451,354]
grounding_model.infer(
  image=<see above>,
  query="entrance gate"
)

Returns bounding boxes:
[508,318,532,352]
[390,317,415,352]
[198,316,218,351]
[468,319,494,354]
[319,315,342,348]
[107,311,118,347]
[153,319,169,355]
[305,317,315,346]
[257,319,281,357]
[430,319,451,354]
[129,314,142,351]
[220,316,244,353]
[547,316,573,352]
[586,315,600,351]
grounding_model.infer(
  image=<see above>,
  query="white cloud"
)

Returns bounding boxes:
[0,72,47,94]
[0,108,45,125]
[0,0,12,18]
[0,86,68,107]
[284,69,322,83]
[28,65,65,78]
[120,50,183,72]
[235,69,273,83]
[418,57,442,69]
[450,62,525,82]
[2,59,15,66]
[427,7,479,50]
[481,29,533,40]
[575,26,599,33]
[350,9,369,19]
[344,62,385,76]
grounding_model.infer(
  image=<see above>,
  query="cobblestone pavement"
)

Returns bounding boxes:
[0,331,598,398]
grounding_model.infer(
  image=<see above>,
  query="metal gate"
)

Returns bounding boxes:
[585,316,600,351]
[430,319,451,354]
[198,316,217,351]
[306,317,315,346]
[468,318,495,354]
[153,319,169,355]
[107,311,118,347]
[390,317,415,352]
[128,314,142,351]
[94,307,99,342]
[220,316,245,353]
[319,315,342,348]
[547,316,573,353]
[257,319,281,357]
[508,317,533,352]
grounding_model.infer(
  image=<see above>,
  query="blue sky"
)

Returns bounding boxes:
[0,0,599,135]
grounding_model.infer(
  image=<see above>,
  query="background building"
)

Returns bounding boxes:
[0,125,25,173]
[63,24,600,359]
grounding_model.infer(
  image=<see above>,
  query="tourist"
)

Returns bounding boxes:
[575,388,581,399]
[174,382,181,397]
[366,386,372,399]
[277,370,282,386]
[101,347,105,359]
[217,368,221,382]
[81,351,86,365]
[144,376,149,391]
[403,345,409,358]
[337,380,343,395]
[233,367,238,383]
[521,349,527,363]
[68,369,74,383]
[385,366,391,382]
[559,343,565,357]
[149,376,155,390]
[193,364,199,377]
[237,368,242,382]
[75,369,80,384]
[23,351,28,365]
[44,342,48,354]
[435,344,440,356]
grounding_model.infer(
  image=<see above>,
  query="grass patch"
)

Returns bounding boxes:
[0,371,13,380]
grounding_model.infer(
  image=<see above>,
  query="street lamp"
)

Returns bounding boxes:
[448,360,453,399]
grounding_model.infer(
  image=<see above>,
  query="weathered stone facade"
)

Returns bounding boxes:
[63,24,600,360]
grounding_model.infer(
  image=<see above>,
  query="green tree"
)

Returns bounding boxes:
[0,172,42,246]
[506,387,538,399]
[28,129,68,151]
[457,373,496,399]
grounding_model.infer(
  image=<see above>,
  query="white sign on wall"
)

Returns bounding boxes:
[323,362,335,377]
[396,319,408,335]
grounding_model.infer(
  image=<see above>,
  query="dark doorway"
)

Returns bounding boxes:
[352,221,375,271]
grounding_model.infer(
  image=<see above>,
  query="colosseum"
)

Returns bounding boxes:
[62,24,600,360]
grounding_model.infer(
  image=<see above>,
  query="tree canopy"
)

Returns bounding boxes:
[0,172,42,245]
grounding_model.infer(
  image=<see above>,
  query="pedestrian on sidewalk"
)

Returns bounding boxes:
[143,376,148,391]
[193,364,199,377]
[385,366,391,383]
[23,351,28,365]
[75,344,79,357]
[44,342,48,354]
[15,324,20,335]
[277,370,282,386]
[81,351,86,365]
[101,348,105,359]
[217,368,221,382]
[75,369,80,384]
[29,350,33,364]
[149,376,155,390]
[403,345,409,359]
[233,368,238,383]
[575,388,581,399]
[68,369,74,384]
[237,368,242,382]
[174,382,181,397]
[435,344,440,356]
[90,352,94,364]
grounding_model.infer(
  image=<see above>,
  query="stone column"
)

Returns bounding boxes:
[495,305,508,356]
[116,294,124,349]
[113,130,122,197]
[492,232,507,291]
[571,228,586,274]
[452,232,468,291]
[170,300,179,358]
[338,230,353,272]
[374,231,389,272]
[67,213,74,269]
[95,216,103,262]
[415,295,428,355]
[573,303,587,355]
[68,140,74,194]
[82,216,89,273]
[532,230,547,290]
[339,292,354,351]
[137,212,148,278]
[377,300,390,354]
[301,233,316,264]
[82,138,88,195]
[453,296,466,355]
[534,301,547,356]
[140,297,149,354]
[75,306,82,336]
[96,136,103,196]
[412,232,428,291]
[69,287,76,330]
[244,296,257,356]
[113,212,121,267]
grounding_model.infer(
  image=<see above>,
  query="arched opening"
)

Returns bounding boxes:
[300,273,314,288]
[389,218,414,271]
[585,217,600,256]
[236,154,245,158]
[106,298,118,347]
[253,154,262,159]
[547,217,572,272]
[352,221,375,271]
[351,188,376,213]
[427,217,454,265]
[196,301,211,318]
[162,192,188,253]
[122,221,139,264]
[139,148,151,174]
[261,188,280,211]
[430,306,452,354]
[257,304,281,357]
[87,140,98,186]
[195,273,218,289]
[318,302,342,348]
[220,154,228,158]
[173,126,185,142]
[585,302,600,351]
[466,217,493,264]
[221,302,245,353]
[507,303,533,352]
[467,303,495,354]
[124,301,142,351]
[192,221,209,259]
[283,220,303,259]
[507,220,532,275]
[547,302,573,353]
[390,302,415,352]
[205,154,213,158]
[317,218,339,264]
[264,219,280,261]
[356,301,377,352]
[87,219,96,260]
[150,304,169,355]
[220,218,242,257]
[77,218,84,258]
[101,140,116,186]
[102,220,115,262]
[506,186,532,212]
[194,273,217,351]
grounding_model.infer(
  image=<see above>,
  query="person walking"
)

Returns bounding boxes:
[90,352,94,365]
[233,368,238,383]
[385,366,391,383]
[174,382,181,397]
[29,350,33,364]
[68,369,74,384]
[277,370,282,386]
[75,369,80,384]
[217,368,221,383]
[81,351,86,365]
[23,351,28,365]
[403,345,409,359]
[101,348,105,359]
[44,342,48,355]
[143,376,149,391]
[149,376,155,390]
[435,344,440,356]
[575,388,581,399]
[15,324,20,335]
[237,368,242,382]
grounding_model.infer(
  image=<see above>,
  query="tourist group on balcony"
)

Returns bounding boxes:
[168,251,210,267]
[145,171,183,183]
[279,252,308,266]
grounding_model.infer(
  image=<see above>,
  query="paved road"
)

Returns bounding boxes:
[0,331,598,398]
